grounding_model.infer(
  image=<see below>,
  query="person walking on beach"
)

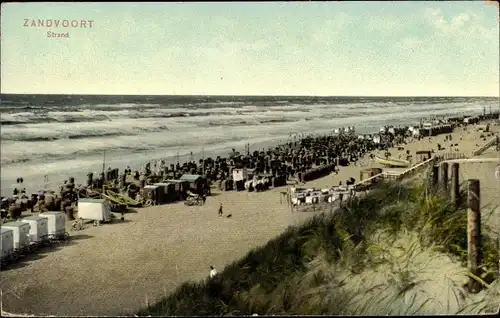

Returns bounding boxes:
[202,195,206,205]
[218,203,223,216]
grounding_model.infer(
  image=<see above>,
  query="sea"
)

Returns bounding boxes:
[0,94,498,196]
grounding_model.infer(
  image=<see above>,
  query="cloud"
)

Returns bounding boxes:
[424,8,498,42]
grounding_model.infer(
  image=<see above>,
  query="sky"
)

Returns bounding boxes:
[1,1,499,96]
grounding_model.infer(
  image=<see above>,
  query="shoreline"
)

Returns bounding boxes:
[2,111,498,197]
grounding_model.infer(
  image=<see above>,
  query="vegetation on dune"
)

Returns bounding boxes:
[136,177,500,316]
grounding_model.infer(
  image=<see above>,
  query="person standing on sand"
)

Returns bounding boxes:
[209,265,218,279]
[218,203,223,216]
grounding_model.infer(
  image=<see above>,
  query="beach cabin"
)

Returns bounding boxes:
[180,174,206,195]
[1,227,14,261]
[143,185,161,204]
[232,168,249,182]
[2,221,31,250]
[153,182,177,203]
[77,198,112,222]
[163,179,190,200]
[412,128,421,138]
[464,117,479,125]
[39,212,66,238]
[21,216,49,244]
[232,168,248,191]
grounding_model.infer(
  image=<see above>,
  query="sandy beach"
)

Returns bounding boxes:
[1,121,499,316]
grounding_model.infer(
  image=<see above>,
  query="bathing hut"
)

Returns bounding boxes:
[411,128,421,138]
[143,185,161,204]
[179,174,207,195]
[464,117,479,125]
[232,168,249,191]
[232,168,248,181]
[163,179,190,200]
[153,182,177,203]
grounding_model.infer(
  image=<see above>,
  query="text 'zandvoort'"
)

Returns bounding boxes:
[24,19,95,28]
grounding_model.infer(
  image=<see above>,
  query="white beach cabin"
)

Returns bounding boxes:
[232,168,249,182]
[21,216,49,244]
[1,227,14,260]
[2,221,31,250]
[39,212,66,237]
[77,198,112,222]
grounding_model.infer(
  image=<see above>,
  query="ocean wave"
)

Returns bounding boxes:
[0,123,173,142]
[0,100,489,144]
[0,99,486,126]
[1,132,126,142]
[0,130,257,166]
[0,97,493,168]
[0,109,258,126]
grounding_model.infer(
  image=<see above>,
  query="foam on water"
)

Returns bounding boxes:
[0,96,496,195]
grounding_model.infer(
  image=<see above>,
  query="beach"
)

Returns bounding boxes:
[2,0,499,315]
[1,117,498,316]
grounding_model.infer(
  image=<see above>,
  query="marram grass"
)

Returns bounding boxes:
[136,179,499,316]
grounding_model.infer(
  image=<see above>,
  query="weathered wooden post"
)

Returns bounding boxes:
[429,165,439,191]
[450,163,460,207]
[439,162,449,192]
[467,179,482,293]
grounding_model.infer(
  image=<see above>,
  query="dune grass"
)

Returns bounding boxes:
[136,176,499,316]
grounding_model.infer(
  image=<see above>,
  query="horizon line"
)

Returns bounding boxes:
[1,93,499,98]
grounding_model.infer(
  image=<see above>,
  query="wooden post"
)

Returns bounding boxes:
[432,165,439,189]
[439,162,449,192]
[450,163,460,207]
[467,179,482,293]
